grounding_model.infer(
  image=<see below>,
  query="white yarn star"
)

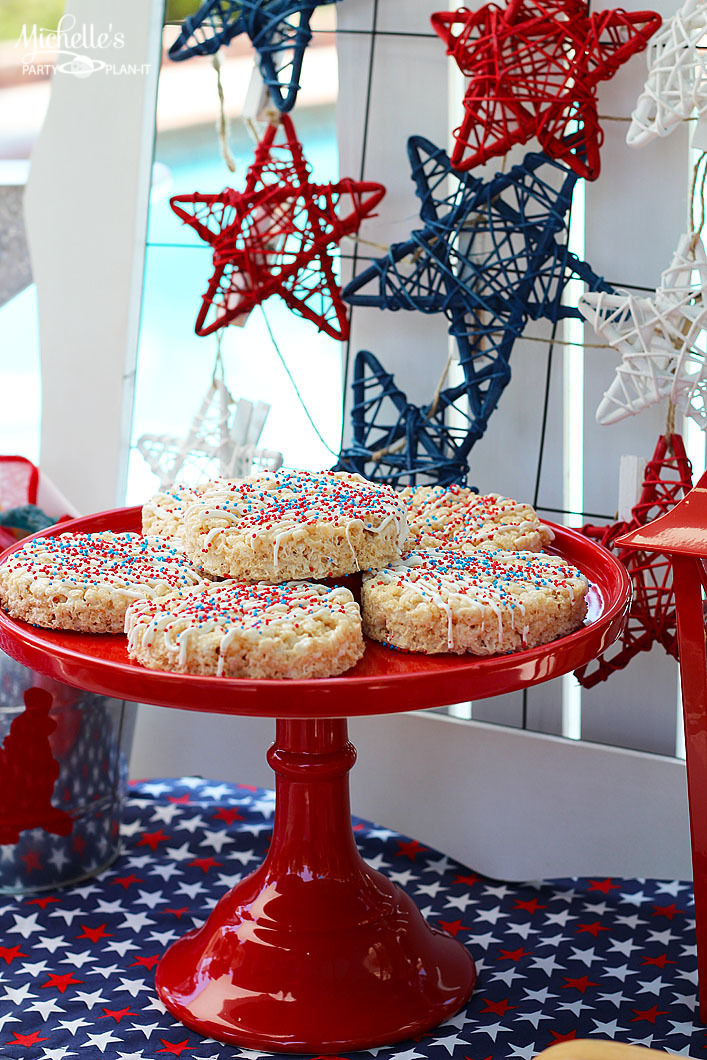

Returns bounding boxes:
[137,376,282,489]
[627,0,707,147]
[579,233,707,427]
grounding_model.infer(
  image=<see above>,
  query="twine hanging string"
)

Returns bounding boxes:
[665,399,676,444]
[213,53,237,174]
[689,151,707,255]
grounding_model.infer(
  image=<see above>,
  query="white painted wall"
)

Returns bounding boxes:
[24,0,163,514]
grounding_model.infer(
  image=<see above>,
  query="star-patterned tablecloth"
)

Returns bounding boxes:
[0,777,702,1060]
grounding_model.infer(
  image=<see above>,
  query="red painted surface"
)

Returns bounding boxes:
[0,506,631,1050]
[618,468,707,1022]
[0,508,630,715]
[0,688,73,844]
[157,717,477,1051]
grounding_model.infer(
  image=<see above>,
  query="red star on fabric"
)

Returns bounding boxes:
[576,920,609,937]
[101,1006,136,1024]
[170,114,385,340]
[164,908,189,919]
[41,972,83,993]
[549,1030,579,1044]
[25,895,58,909]
[189,857,221,873]
[652,902,683,919]
[76,923,112,943]
[431,0,661,179]
[641,953,675,968]
[212,807,242,826]
[575,434,692,688]
[395,839,426,860]
[455,874,480,888]
[480,997,515,1016]
[157,1039,193,1056]
[632,1005,668,1023]
[498,947,528,962]
[587,877,621,893]
[439,919,466,937]
[9,1032,49,1046]
[0,946,27,965]
[563,975,598,994]
[138,829,171,851]
[112,874,143,889]
[21,850,42,872]
[168,793,191,804]
[131,954,161,970]
[514,898,546,913]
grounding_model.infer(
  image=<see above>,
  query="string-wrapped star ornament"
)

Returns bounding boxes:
[334,349,475,488]
[431,0,661,179]
[627,0,707,148]
[137,344,283,489]
[170,115,386,339]
[579,231,707,428]
[340,136,611,482]
[168,0,341,113]
[575,432,693,688]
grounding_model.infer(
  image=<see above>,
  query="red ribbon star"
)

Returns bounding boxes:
[431,0,661,179]
[575,433,693,688]
[171,115,385,339]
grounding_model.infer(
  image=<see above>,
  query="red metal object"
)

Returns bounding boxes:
[575,432,693,688]
[617,469,707,1023]
[431,0,661,180]
[0,507,630,1051]
[170,115,386,340]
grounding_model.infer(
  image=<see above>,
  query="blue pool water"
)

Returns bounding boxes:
[126,104,343,503]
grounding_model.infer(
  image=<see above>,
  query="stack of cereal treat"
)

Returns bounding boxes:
[0,472,589,679]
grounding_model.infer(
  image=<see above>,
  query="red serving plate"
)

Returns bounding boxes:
[0,506,630,715]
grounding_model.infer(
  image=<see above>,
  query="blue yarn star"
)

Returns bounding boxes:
[168,0,341,113]
[339,137,613,485]
[334,350,476,488]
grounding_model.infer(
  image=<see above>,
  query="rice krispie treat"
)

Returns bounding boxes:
[125,580,364,679]
[182,470,408,582]
[362,548,588,655]
[400,485,554,552]
[142,483,208,544]
[0,532,206,633]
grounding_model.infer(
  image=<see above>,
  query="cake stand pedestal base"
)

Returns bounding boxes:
[155,717,477,1053]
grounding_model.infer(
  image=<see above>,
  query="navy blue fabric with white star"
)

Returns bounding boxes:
[0,777,702,1059]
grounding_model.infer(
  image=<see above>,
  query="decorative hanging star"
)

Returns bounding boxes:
[168,0,341,113]
[171,115,385,339]
[343,135,610,470]
[627,0,707,147]
[431,0,661,179]
[579,233,707,428]
[575,432,693,688]
[334,349,476,487]
[137,373,282,489]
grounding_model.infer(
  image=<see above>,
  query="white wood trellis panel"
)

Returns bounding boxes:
[24,0,163,514]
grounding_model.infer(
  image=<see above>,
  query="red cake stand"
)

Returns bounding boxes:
[0,508,630,1054]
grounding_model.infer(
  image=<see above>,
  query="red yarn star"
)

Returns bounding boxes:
[171,115,385,339]
[574,433,693,688]
[431,0,661,180]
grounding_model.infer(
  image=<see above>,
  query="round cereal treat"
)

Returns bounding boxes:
[125,580,364,679]
[0,532,207,634]
[182,470,408,582]
[362,548,588,655]
[399,485,554,552]
[142,483,209,544]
